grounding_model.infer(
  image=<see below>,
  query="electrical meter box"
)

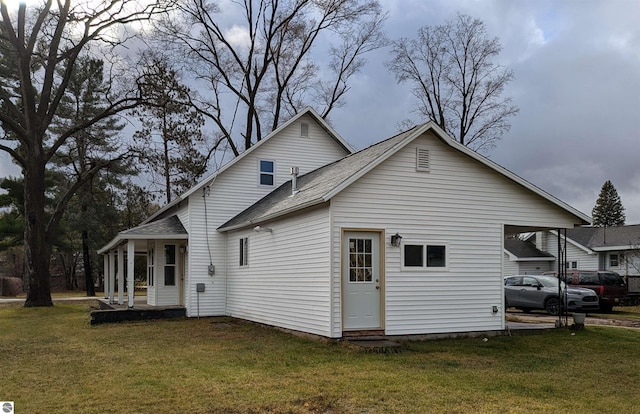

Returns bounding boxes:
[196,283,205,293]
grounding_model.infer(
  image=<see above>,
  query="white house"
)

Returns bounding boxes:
[99,111,590,338]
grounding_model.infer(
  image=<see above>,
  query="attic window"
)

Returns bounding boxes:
[416,147,429,172]
[301,122,309,137]
[259,160,275,186]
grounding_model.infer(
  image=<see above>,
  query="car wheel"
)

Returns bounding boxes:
[545,297,560,316]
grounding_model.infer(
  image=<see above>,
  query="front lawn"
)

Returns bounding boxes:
[2,302,639,413]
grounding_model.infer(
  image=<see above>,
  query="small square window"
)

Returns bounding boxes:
[259,160,274,186]
[403,245,424,267]
[426,245,446,267]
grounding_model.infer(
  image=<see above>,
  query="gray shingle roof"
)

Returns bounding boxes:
[566,225,640,248]
[218,127,418,231]
[504,239,555,259]
[121,215,187,237]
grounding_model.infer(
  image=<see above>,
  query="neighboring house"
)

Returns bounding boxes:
[503,239,556,276]
[99,112,590,338]
[536,226,640,280]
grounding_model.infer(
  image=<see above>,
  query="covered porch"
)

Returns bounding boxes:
[97,215,188,309]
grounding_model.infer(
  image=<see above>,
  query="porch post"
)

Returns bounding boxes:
[127,240,135,308]
[108,251,115,304]
[117,247,124,305]
[103,254,109,299]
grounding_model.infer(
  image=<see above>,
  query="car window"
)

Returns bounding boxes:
[578,272,599,285]
[505,277,522,286]
[523,277,538,286]
[537,277,560,288]
[601,272,625,286]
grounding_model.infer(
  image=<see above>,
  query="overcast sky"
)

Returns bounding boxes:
[1,0,639,224]
[329,0,640,224]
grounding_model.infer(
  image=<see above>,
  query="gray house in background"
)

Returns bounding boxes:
[538,226,640,277]
[504,225,640,293]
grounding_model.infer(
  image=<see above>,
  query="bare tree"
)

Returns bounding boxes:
[387,13,518,152]
[157,0,387,154]
[0,0,169,307]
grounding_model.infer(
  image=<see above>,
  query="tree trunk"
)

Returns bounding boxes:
[82,229,95,296]
[23,156,53,307]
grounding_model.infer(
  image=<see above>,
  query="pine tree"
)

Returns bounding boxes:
[133,53,208,204]
[592,180,626,227]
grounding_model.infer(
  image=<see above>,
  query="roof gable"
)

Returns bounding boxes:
[143,107,353,224]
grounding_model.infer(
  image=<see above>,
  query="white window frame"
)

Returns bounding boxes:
[258,159,275,186]
[239,237,249,267]
[401,241,448,270]
[609,253,620,268]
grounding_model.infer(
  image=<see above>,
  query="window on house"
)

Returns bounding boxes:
[259,160,275,186]
[610,254,619,267]
[301,122,309,137]
[571,261,578,269]
[403,243,447,268]
[164,245,176,286]
[239,237,248,267]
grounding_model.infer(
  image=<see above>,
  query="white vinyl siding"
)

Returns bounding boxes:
[225,208,332,337]
[502,253,519,276]
[329,131,583,337]
[543,232,598,271]
[181,113,349,317]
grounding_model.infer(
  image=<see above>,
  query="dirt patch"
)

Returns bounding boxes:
[506,311,640,329]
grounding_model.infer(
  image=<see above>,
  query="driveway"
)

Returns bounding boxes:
[506,310,640,329]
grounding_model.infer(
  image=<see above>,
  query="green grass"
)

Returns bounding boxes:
[2,303,640,413]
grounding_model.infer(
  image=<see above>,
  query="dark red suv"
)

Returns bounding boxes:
[543,270,627,312]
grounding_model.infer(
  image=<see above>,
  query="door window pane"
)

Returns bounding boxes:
[349,238,373,282]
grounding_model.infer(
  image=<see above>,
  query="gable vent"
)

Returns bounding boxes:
[416,147,430,172]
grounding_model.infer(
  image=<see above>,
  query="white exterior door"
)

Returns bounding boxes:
[343,231,382,330]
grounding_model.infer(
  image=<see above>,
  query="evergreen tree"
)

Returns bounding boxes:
[133,53,208,204]
[592,180,626,227]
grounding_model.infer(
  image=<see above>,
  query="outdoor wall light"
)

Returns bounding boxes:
[253,225,273,233]
[390,233,403,247]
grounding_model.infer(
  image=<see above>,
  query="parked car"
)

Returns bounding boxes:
[543,270,627,312]
[504,275,600,315]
